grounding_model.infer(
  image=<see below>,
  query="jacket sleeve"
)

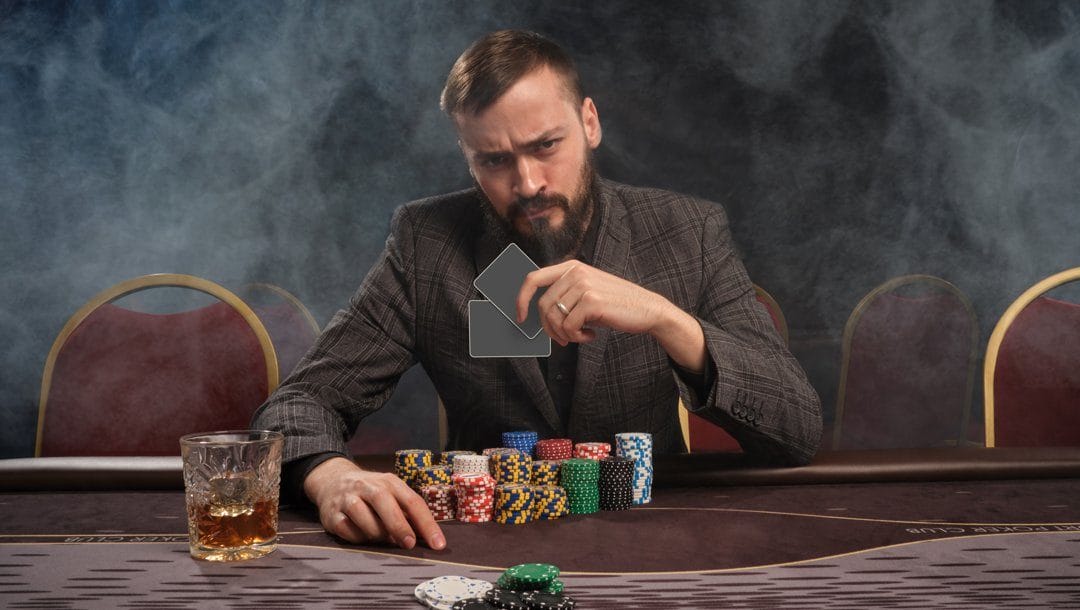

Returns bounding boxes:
[672,206,822,465]
[251,205,418,466]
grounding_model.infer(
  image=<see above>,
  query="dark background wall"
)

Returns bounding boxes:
[3,0,1078,457]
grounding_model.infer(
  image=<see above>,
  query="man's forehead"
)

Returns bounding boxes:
[454,69,581,152]
[457,120,569,154]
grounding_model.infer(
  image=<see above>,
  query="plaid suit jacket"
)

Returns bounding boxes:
[252,179,822,468]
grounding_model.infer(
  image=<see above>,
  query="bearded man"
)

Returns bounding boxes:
[252,30,822,552]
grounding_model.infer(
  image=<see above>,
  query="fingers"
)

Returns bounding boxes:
[312,467,447,550]
[327,495,387,544]
[389,479,447,550]
[517,261,577,324]
[365,478,420,548]
[519,261,641,345]
[534,265,580,343]
[540,266,596,345]
[559,289,601,344]
[542,285,583,345]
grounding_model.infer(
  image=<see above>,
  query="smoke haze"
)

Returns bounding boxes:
[2,0,1078,456]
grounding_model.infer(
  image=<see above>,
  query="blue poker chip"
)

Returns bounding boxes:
[502,430,539,457]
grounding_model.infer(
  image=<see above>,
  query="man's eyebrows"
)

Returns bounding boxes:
[522,128,564,148]
[472,128,566,157]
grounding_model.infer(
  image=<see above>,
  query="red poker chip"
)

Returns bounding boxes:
[536,439,574,461]
[573,442,611,460]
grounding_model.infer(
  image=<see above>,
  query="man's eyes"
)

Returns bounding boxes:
[480,155,509,168]
[476,140,560,168]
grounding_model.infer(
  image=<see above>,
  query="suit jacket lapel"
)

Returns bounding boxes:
[572,181,630,414]
[472,201,562,434]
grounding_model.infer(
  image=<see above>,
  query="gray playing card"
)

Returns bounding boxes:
[468,300,551,358]
[474,243,546,339]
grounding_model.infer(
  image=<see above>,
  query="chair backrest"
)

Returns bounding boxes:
[238,283,321,378]
[679,284,789,453]
[37,274,278,456]
[754,284,789,345]
[985,268,1080,447]
[833,275,978,450]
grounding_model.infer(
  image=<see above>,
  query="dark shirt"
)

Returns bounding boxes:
[538,200,602,430]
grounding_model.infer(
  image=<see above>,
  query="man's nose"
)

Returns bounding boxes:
[513,157,544,199]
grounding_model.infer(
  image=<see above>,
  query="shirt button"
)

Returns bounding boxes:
[555,373,565,381]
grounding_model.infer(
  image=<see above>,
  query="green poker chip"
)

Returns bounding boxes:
[542,579,565,595]
[499,563,560,591]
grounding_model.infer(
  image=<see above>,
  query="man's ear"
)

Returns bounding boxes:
[581,97,602,149]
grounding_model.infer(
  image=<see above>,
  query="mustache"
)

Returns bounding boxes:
[509,192,571,220]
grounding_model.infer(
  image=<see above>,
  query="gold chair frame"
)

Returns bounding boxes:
[240,282,322,334]
[678,284,789,452]
[832,274,978,450]
[983,267,1080,448]
[36,273,279,456]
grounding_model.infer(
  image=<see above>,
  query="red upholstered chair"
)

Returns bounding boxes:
[833,275,978,450]
[36,274,279,456]
[238,283,321,378]
[985,268,1080,447]
[679,285,789,453]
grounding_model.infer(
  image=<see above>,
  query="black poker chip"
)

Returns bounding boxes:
[485,587,527,609]
[452,598,500,610]
[521,590,576,609]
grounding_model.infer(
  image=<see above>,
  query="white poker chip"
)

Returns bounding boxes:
[414,575,493,610]
[414,582,430,605]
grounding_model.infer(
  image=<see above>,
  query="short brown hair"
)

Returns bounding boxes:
[440,30,584,117]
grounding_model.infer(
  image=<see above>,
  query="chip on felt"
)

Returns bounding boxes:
[416,575,494,610]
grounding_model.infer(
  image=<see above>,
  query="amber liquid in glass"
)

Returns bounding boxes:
[192,499,277,548]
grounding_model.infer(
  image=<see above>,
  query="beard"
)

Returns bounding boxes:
[478,154,598,266]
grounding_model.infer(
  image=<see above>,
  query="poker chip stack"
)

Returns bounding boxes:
[420,484,457,521]
[485,587,574,610]
[598,456,635,511]
[535,438,574,461]
[531,484,570,520]
[559,458,600,514]
[520,589,574,608]
[494,484,535,524]
[482,447,521,457]
[414,464,453,489]
[452,453,490,476]
[494,564,570,601]
[440,450,476,465]
[574,442,611,460]
[394,449,433,489]
[453,472,496,523]
[531,460,562,485]
[615,432,654,505]
[502,430,540,457]
[415,576,493,610]
[490,451,533,485]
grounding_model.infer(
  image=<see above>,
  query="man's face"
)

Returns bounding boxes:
[455,67,602,264]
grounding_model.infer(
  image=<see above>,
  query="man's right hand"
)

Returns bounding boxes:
[302,456,446,550]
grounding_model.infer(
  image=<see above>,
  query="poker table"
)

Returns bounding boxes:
[3,448,1080,609]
